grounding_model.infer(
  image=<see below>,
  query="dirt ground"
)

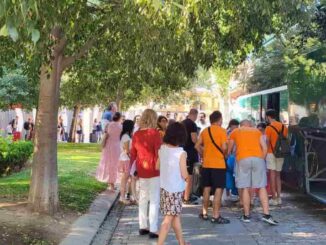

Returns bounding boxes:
[0,200,78,245]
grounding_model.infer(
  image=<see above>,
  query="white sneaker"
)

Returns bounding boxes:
[269,199,278,206]
[277,197,282,205]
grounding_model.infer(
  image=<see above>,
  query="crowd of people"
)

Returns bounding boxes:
[95,102,289,244]
[5,116,34,141]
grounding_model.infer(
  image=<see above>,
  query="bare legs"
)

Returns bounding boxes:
[184,175,192,201]
[157,215,185,245]
[202,187,223,218]
[119,172,129,202]
[270,170,281,200]
[258,188,270,215]
[242,187,269,216]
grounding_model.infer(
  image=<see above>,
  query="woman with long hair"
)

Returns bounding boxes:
[130,109,162,239]
[96,112,122,190]
[157,115,168,138]
[119,119,135,204]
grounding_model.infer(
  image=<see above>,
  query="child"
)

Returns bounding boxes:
[119,120,134,204]
[157,122,189,245]
[226,119,240,202]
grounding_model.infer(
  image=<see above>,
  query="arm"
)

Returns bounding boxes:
[227,140,235,156]
[195,134,203,157]
[123,140,130,155]
[179,152,189,180]
[130,136,137,166]
[221,131,228,156]
[155,157,160,171]
[191,132,198,144]
[153,131,162,167]
[260,135,268,158]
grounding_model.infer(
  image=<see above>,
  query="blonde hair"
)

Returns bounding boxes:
[139,109,158,129]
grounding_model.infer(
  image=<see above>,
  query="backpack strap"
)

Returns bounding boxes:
[207,127,225,159]
[268,124,286,153]
[269,124,285,137]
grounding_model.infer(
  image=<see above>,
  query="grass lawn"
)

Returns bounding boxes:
[0,143,107,212]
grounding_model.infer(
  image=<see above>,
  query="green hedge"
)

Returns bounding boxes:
[0,137,33,176]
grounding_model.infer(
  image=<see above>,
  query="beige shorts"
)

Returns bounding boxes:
[266,153,284,172]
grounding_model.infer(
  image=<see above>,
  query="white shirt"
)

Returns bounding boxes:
[197,121,210,133]
[6,125,12,134]
[159,145,186,193]
[119,134,131,161]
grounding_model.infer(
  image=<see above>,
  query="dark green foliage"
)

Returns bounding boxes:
[0,137,33,176]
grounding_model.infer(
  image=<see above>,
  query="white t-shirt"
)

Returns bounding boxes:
[119,134,131,161]
[159,145,186,193]
[197,121,210,133]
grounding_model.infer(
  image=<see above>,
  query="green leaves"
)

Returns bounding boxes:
[8,25,18,41]
[31,29,40,44]
[0,25,8,36]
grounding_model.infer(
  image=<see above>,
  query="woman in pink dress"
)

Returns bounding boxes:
[96,112,122,190]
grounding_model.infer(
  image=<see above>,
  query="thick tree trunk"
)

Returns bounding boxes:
[68,104,81,143]
[28,26,95,215]
[28,30,65,214]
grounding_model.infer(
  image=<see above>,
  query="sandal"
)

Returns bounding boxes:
[211,216,230,224]
[199,213,209,221]
[119,199,130,205]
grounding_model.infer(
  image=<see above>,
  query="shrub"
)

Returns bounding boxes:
[0,136,33,176]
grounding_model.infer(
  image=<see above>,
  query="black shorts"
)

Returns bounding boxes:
[201,168,226,191]
[186,151,199,175]
[187,160,195,175]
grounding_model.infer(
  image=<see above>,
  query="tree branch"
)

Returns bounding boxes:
[62,38,96,69]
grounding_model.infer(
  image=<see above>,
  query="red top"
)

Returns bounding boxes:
[130,128,162,178]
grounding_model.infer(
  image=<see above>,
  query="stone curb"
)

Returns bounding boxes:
[60,190,119,245]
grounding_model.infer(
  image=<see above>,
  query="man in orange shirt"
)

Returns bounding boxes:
[265,109,288,206]
[229,119,278,225]
[195,111,230,224]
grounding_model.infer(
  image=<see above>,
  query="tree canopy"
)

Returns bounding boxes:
[0,0,316,214]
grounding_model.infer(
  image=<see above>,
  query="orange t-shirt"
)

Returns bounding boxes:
[229,127,263,161]
[265,121,288,154]
[200,125,227,169]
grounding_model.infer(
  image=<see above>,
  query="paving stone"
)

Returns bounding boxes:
[92,191,326,245]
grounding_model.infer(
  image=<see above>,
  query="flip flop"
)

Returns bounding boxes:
[199,213,209,220]
[211,216,230,224]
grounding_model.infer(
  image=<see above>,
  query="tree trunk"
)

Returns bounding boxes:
[28,30,65,214]
[68,104,81,143]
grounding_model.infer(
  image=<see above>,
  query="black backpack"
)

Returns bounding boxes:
[269,124,291,158]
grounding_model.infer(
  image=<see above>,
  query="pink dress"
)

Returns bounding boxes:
[96,121,122,184]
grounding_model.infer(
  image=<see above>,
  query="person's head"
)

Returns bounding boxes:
[266,109,277,123]
[121,115,126,123]
[28,117,32,122]
[166,111,171,119]
[112,112,122,122]
[188,108,199,122]
[168,118,176,126]
[240,119,252,127]
[163,122,187,146]
[199,112,206,123]
[257,122,267,134]
[108,102,118,113]
[120,120,134,139]
[157,115,168,131]
[139,109,158,129]
[133,115,141,125]
[227,119,240,131]
[209,111,223,126]
[94,118,97,123]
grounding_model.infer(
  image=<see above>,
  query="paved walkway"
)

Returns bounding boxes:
[107,191,326,245]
